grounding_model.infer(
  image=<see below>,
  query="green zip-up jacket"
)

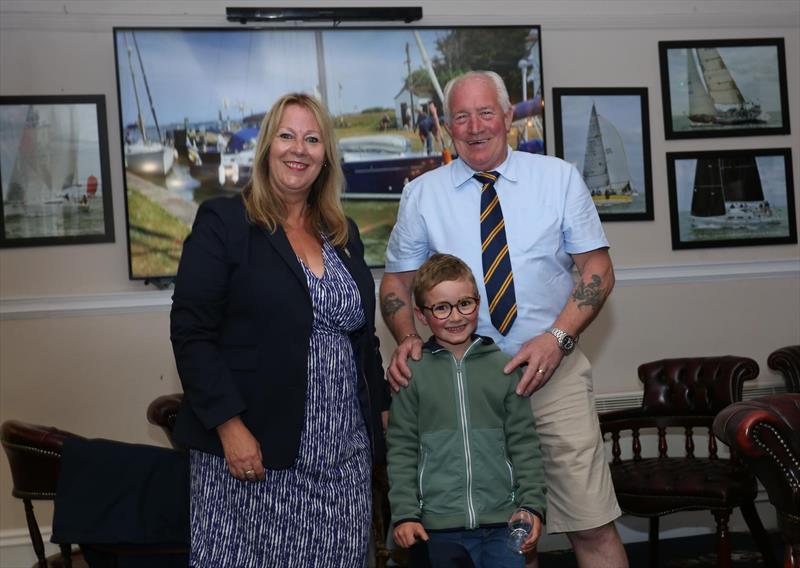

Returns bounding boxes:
[387,336,546,530]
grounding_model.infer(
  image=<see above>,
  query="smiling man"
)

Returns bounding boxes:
[380,71,628,568]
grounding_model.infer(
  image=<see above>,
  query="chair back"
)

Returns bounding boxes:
[1,420,84,567]
[638,356,759,417]
[767,345,800,393]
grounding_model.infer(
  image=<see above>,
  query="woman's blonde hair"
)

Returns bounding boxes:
[242,93,349,246]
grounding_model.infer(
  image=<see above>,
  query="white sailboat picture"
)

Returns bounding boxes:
[581,103,636,207]
[1,98,111,243]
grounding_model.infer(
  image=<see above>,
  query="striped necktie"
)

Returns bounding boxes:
[475,171,517,335]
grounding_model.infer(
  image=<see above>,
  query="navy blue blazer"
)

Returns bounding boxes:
[170,195,389,468]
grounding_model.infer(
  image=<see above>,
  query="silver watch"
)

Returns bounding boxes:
[548,327,576,355]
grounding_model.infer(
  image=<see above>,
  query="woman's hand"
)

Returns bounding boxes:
[393,521,429,548]
[216,416,265,481]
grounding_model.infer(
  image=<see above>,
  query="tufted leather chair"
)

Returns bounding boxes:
[599,356,779,568]
[714,394,800,568]
[0,420,87,568]
[147,393,405,567]
[768,345,800,393]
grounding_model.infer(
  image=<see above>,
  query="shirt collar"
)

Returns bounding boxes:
[451,146,519,190]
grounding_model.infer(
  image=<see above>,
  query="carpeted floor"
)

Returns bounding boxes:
[539,531,785,567]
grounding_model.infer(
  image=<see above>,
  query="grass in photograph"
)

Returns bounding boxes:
[127,189,190,277]
[342,198,401,267]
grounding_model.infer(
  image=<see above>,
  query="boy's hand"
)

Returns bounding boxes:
[521,514,542,554]
[393,521,429,548]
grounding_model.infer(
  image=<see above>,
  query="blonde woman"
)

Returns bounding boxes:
[171,93,388,567]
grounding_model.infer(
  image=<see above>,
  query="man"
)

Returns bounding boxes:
[380,71,628,568]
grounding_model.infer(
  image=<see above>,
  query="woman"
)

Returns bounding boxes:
[170,93,389,567]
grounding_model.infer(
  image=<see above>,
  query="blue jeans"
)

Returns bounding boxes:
[427,527,524,568]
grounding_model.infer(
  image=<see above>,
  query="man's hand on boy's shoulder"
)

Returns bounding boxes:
[393,520,429,548]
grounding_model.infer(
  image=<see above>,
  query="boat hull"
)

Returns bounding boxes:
[125,145,175,177]
[342,154,443,195]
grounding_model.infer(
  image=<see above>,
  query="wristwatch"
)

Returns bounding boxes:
[548,327,577,355]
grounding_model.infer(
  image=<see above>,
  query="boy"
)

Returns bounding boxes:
[386,254,545,568]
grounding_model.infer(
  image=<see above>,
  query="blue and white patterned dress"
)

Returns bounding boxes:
[189,237,372,567]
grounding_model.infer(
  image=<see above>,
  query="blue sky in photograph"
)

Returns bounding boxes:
[673,155,789,212]
[667,46,782,114]
[115,28,453,126]
[560,95,645,192]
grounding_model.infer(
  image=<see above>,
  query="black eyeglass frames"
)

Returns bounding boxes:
[423,297,480,320]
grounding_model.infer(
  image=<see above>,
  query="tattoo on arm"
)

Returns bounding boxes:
[571,274,606,310]
[381,293,406,319]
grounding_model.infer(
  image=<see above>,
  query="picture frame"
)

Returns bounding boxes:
[666,148,796,250]
[0,95,114,248]
[658,38,790,139]
[552,87,653,221]
[112,26,544,277]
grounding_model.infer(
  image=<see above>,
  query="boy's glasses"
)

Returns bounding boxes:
[423,297,480,320]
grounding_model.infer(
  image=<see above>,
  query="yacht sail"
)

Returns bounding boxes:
[687,50,716,123]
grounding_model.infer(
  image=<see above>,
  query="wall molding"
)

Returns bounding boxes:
[1,259,797,320]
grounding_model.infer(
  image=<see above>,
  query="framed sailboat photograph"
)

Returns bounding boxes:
[659,38,790,139]
[666,148,796,250]
[552,87,653,221]
[0,95,114,248]
[112,26,544,277]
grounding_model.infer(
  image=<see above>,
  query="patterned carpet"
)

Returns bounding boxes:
[539,531,785,567]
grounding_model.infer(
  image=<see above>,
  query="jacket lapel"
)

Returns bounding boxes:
[259,225,310,298]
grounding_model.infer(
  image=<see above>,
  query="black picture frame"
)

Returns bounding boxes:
[658,38,790,139]
[112,26,544,278]
[666,148,796,250]
[0,95,114,248]
[552,87,653,222]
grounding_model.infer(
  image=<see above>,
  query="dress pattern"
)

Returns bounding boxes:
[189,237,372,567]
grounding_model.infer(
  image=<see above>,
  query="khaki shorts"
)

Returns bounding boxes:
[529,347,621,534]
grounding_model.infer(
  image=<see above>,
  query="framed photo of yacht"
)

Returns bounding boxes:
[666,148,796,250]
[0,95,114,248]
[552,87,653,222]
[113,26,544,277]
[659,38,790,139]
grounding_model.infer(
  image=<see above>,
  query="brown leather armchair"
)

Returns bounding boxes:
[768,345,800,393]
[599,356,778,568]
[714,394,800,568]
[0,420,87,568]
[147,394,404,568]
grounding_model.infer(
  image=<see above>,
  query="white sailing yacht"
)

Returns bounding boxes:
[581,103,636,206]
[123,32,175,177]
[686,48,766,126]
[3,105,97,217]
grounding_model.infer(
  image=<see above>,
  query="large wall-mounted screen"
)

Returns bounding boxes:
[113,26,543,279]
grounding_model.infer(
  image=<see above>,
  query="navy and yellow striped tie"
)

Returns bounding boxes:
[475,171,517,335]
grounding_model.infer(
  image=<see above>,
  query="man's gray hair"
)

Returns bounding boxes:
[442,71,512,119]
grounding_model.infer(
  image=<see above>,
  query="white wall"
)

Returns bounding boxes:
[1,0,799,552]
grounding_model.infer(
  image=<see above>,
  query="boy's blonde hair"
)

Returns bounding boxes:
[412,253,479,309]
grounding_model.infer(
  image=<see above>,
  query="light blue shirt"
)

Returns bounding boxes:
[385,149,609,355]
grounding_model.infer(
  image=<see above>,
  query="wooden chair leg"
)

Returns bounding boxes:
[713,510,732,568]
[740,502,779,568]
[787,541,800,568]
[648,516,660,568]
[22,499,47,566]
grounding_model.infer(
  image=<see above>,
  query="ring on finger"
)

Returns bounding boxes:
[537,368,545,374]
[244,469,256,479]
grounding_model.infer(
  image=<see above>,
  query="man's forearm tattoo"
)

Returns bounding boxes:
[572,274,606,310]
[381,293,406,319]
